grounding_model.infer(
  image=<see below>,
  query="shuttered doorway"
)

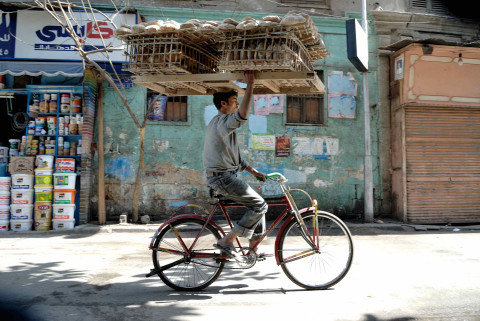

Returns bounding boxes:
[405,106,480,223]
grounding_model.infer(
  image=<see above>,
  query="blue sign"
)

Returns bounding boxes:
[0,12,17,59]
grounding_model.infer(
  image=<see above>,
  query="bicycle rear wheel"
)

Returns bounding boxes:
[152,218,224,291]
[277,211,353,290]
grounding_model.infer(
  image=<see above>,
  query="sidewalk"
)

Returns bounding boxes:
[1,216,479,236]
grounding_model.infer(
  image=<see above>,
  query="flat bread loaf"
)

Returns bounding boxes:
[262,15,281,23]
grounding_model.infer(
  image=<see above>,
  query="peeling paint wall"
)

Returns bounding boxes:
[91,10,382,221]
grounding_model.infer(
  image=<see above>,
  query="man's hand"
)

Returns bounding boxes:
[243,71,255,85]
[254,172,267,182]
[246,166,266,182]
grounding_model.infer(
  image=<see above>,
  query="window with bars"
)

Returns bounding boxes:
[409,0,450,15]
[286,71,325,125]
[279,0,330,9]
[146,91,188,122]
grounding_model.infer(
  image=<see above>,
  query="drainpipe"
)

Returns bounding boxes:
[362,0,374,222]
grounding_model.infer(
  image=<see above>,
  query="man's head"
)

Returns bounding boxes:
[213,90,238,114]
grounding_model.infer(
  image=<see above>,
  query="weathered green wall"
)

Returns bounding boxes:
[93,8,382,221]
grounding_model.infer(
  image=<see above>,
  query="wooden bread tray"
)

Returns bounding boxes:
[132,71,325,96]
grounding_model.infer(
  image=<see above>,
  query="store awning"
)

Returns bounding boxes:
[0,61,84,77]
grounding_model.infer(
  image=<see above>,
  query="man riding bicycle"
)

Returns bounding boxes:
[203,71,267,258]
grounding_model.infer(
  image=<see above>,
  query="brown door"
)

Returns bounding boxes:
[405,106,480,223]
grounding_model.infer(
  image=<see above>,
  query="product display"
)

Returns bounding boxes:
[0,85,83,231]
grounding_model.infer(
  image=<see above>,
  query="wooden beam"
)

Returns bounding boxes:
[182,82,208,94]
[132,71,317,84]
[137,82,177,95]
[259,80,281,93]
[311,72,326,94]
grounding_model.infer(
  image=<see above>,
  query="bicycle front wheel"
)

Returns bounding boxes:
[278,211,353,290]
[152,218,224,291]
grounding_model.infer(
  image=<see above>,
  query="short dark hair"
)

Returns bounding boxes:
[213,90,237,110]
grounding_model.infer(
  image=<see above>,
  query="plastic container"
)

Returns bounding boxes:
[52,204,75,220]
[55,158,75,173]
[36,155,54,169]
[34,186,53,202]
[53,189,76,204]
[0,205,9,220]
[35,218,51,231]
[34,202,52,219]
[52,219,75,230]
[34,168,53,186]
[10,204,33,220]
[53,173,77,189]
[0,220,8,232]
[0,176,11,190]
[0,190,10,205]
[10,189,34,205]
[10,219,32,232]
[9,139,21,151]
[11,174,34,189]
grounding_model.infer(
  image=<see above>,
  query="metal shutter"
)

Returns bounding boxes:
[405,107,480,223]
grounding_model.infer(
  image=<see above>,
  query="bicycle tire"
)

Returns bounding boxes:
[277,211,353,290]
[152,217,225,291]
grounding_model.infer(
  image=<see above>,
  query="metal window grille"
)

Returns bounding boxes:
[286,70,324,125]
[410,0,450,15]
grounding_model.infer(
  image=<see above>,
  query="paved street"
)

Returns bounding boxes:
[0,222,479,321]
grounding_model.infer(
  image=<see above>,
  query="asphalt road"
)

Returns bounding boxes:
[0,223,479,321]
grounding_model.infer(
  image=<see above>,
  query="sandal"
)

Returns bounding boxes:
[213,243,238,258]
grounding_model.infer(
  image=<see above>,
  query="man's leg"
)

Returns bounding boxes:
[215,174,268,249]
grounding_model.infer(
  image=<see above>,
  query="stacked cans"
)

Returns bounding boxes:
[0,177,11,232]
[10,174,35,232]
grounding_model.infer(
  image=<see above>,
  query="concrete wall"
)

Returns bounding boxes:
[90,8,383,222]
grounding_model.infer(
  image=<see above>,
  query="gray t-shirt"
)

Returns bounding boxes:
[203,110,249,174]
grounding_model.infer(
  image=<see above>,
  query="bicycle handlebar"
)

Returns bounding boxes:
[256,172,287,182]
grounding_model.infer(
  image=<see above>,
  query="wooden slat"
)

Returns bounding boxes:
[132,71,325,96]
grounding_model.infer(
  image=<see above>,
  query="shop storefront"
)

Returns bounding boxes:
[390,43,480,224]
[0,7,136,231]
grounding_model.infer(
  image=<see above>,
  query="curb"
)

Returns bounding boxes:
[1,220,479,236]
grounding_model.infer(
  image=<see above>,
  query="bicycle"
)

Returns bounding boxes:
[146,172,354,291]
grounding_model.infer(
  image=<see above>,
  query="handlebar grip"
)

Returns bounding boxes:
[256,172,287,181]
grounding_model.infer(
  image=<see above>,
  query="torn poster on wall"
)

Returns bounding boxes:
[252,134,275,150]
[275,136,290,157]
[328,71,357,119]
[292,137,339,160]
[253,94,284,115]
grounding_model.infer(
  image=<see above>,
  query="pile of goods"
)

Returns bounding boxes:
[115,12,328,76]
[0,156,77,232]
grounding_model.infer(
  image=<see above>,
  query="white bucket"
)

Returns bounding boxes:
[10,204,33,220]
[53,173,77,189]
[11,174,34,189]
[10,189,34,205]
[0,220,8,232]
[0,177,11,190]
[36,155,54,169]
[0,190,10,205]
[53,204,75,220]
[52,219,75,230]
[0,205,9,220]
[10,219,32,232]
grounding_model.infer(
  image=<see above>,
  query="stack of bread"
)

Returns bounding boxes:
[116,11,328,74]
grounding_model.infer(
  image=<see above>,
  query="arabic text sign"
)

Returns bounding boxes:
[15,10,136,62]
[0,12,17,59]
